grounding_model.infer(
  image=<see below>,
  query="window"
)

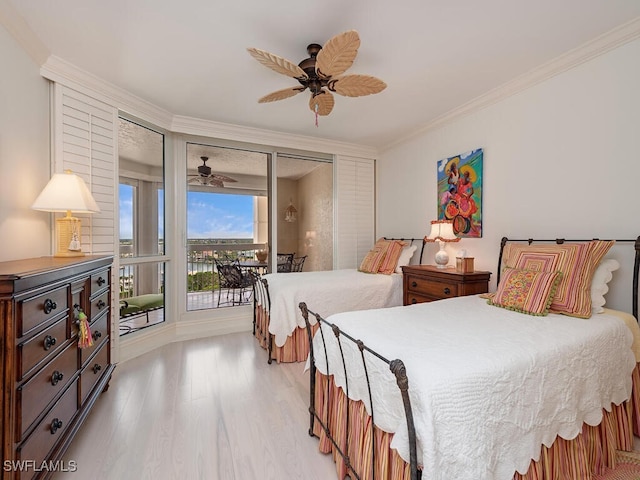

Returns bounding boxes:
[118,117,166,335]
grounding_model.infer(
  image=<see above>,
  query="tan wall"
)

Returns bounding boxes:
[297,163,333,272]
[276,178,298,256]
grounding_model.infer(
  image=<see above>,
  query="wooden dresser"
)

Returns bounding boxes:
[0,256,115,479]
[402,265,491,305]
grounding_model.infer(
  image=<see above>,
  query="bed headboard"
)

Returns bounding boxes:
[497,236,640,320]
[383,237,428,266]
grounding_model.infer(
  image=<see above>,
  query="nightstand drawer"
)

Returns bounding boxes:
[406,293,436,305]
[406,275,458,299]
[402,265,491,306]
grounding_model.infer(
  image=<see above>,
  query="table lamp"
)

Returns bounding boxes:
[424,219,460,268]
[31,170,101,257]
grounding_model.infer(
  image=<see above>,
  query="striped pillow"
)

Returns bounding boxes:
[503,240,614,318]
[488,267,562,316]
[359,239,390,273]
[378,240,407,274]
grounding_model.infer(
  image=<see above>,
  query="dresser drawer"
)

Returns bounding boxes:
[19,285,69,337]
[90,269,110,297]
[90,289,110,318]
[80,342,109,403]
[406,275,458,299]
[18,317,68,381]
[18,343,78,440]
[80,312,109,366]
[17,380,78,480]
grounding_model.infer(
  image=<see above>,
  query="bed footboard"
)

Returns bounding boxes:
[252,276,274,363]
[299,302,420,480]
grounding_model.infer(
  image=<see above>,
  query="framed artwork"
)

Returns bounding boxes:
[437,148,483,238]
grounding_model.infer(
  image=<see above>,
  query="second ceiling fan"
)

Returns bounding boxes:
[247,30,386,119]
[188,156,238,188]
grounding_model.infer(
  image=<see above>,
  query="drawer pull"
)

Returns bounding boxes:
[93,330,102,340]
[411,298,417,304]
[43,298,58,314]
[43,335,57,351]
[97,276,106,286]
[411,281,417,288]
[443,287,451,295]
[97,300,106,310]
[51,370,64,386]
[92,364,102,374]
[50,418,63,434]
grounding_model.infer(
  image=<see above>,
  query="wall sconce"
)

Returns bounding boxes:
[284,198,297,222]
[424,219,460,268]
[31,170,101,257]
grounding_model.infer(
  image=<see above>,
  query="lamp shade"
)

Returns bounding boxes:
[31,171,100,214]
[425,220,460,243]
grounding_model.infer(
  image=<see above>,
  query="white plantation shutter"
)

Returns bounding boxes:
[53,84,117,255]
[335,155,375,269]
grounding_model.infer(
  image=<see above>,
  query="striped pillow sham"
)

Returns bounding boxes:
[502,240,614,318]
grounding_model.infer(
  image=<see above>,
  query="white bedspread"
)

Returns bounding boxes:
[311,295,638,480]
[261,269,402,347]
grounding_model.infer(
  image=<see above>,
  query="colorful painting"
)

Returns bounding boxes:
[437,148,483,238]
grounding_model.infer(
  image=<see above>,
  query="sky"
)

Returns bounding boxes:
[119,187,254,239]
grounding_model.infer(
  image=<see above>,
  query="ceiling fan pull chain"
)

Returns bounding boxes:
[314,103,319,127]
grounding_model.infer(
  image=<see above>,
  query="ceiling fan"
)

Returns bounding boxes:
[247,30,386,120]
[188,156,238,188]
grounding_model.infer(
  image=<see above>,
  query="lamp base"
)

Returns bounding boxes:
[54,215,85,257]
[434,241,449,269]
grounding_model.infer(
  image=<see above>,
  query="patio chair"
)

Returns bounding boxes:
[276,253,294,272]
[291,255,307,272]
[214,258,255,306]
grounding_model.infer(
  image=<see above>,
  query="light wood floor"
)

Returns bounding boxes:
[54,333,337,480]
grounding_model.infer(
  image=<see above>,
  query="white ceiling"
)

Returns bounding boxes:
[7,1,640,150]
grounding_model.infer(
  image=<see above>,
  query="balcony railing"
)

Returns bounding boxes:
[118,241,266,298]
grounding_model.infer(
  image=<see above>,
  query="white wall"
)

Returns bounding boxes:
[378,38,640,313]
[0,24,50,261]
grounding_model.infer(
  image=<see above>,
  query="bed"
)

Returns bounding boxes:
[252,238,426,364]
[300,236,640,480]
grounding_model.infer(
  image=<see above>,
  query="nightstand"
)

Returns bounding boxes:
[401,265,491,305]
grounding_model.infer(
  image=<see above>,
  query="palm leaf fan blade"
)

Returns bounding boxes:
[329,74,387,97]
[247,48,308,79]
[309,91,334,116]
[258,87,306,103]
[316,30,360,78]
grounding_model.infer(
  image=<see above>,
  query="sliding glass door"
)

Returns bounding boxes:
[185,143,268,311]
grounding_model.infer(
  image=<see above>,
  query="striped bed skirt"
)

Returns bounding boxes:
[311,364,640,480]
[254,304,317,363]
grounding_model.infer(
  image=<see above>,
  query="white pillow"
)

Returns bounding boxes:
[395,244,418,273]
[591,258,620,314]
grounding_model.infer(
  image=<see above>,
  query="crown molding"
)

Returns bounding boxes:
[383,16,640,152]
[38,55,378,159]
[0,0,49,65]
[171,115,379,158]
[40,55,174,130]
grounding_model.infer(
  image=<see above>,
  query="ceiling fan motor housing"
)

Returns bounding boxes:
[298,44,329,95]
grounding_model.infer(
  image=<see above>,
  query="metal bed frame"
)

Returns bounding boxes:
[252,237,427,364]
[300,236,640,480]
